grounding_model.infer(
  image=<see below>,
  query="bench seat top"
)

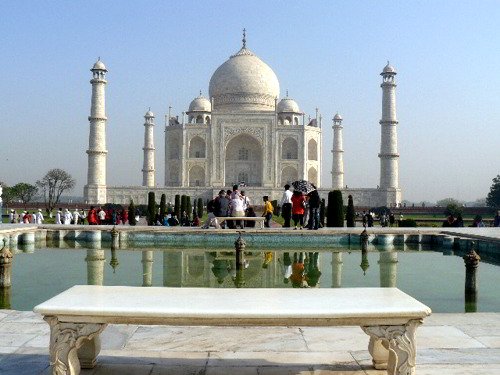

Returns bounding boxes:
[34,286,431,326]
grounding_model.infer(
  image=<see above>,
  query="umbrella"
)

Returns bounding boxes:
[291,180,316,194]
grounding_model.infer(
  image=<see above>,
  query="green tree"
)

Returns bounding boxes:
[147,192,156,226]
[12,183,38,206]
[159,194,167,219]
[197,198,204,218]
[436,198,463,207]
[174,194,181,218]
[0,183,15,205]
[186,196,192,220]
[444,203,463,217]
[346,195,356,227]
[36,168,76,212]
[327,190,344,227]
[319,198,326,227]
[486,175,500,208]
[180,195,187,216]
[128,199,137,226]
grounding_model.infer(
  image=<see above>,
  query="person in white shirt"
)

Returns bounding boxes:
[98,208,106,224]
[241,191,251,212]
[36,209,44,224]
[73,208,80,225]
[63,209,73,225]
[20,211,26,224]
[280,184,293,228]
[9,209,14,223]
[55,209,62,224]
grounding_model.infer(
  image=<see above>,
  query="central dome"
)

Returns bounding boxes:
[209,46,280,111]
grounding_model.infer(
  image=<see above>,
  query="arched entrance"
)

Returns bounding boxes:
[225,134,263,186]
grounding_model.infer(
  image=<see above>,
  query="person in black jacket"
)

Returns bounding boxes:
[307,190,320,230]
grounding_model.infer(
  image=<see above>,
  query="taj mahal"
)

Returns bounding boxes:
[84,32,402,207]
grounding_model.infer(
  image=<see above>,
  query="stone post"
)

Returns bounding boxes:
[463,245,480,313]
[331,252,343,288]
[142,250,154,287]
[0,239,13,288]
[235,233,246,270]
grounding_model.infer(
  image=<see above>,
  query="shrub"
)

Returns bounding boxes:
[186,196,192,220]
[327,190,344,227]
[398,219,417,227]
[128,199,137,226]
[180,195,187,216]
[197,198,204,217]
[147,191,156,226]
[174,194,180,218]
[346,195,355,227]
[160,194,167,219]
[319,198,326,227]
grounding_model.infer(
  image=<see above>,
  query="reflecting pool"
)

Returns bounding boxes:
[6,242,500,313]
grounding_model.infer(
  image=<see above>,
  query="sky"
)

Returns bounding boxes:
[0,0,499,203]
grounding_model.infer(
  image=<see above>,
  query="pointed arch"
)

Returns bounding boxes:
[189,136,206,158]
[308,139,318,160]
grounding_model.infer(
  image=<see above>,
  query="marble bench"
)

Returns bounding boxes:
[34,286,431,375]
[215,216,266,229]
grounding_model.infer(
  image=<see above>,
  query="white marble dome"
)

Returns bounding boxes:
[188,94,211,112]
[333,113,342,121]
[382,62,396,74]
[92,59,107,71]
[209,47,280,111]
[277,97,300,113]
[145,109,154,118]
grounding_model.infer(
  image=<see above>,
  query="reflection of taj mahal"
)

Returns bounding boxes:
[84,31,401,206]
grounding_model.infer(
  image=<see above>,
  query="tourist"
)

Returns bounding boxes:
[20,211,26,224]
[389,213,395,227]
[241,191,250,213]
[494,211,500,227]
[23,211,31,224]
[98,207,106,225]
[454,214,464,227]
[31,212,37,224]
[307,190,320,230]
[63,209,73,225]
[262,196,273,228]
[280,184,293,228]
[36,209,44,224]
[213,190,229,227]
[55,209,62,225]
[181,210,190,226]
[230,185,245,228]
[290,252,307,288]
[471,215,485,227]
[122,208,128,225]
[202,200,221,229]
[88,206,98,225]
[225,189,234,228]
[9,209,14,223]
[80,210,87,224]
[167,214,180,226]
[442,215,455,227]
[73,208,80,225]
[192,215,201,227]
[244,206,257,228]
[291,190,305,230]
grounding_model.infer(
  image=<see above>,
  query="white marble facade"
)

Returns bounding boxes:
[85,36,402,207]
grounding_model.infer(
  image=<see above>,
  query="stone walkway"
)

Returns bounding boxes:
[1,311,500,374]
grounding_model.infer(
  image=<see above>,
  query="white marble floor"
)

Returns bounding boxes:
[1,311,500,374]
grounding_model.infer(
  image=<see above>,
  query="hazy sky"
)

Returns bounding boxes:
[1,1,499,203]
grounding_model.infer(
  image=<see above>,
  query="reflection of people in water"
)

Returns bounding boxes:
[262,251,273,268]
[305,252,322,287]
[279,252,293,283]
[290,252,308,288]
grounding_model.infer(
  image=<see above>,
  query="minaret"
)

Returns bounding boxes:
[331,113,344,190]
[84,59,108,204]
[379,62,399,190]
[142,109,155,187]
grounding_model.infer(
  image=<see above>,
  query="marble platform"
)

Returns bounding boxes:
[1,310,499,374]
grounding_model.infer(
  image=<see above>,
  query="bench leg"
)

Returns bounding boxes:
[362,319,421,375]
[44,316,107,375]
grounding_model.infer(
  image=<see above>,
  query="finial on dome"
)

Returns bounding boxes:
[286,89,289,98]
[242,28,246,48]
[199,90,202,96]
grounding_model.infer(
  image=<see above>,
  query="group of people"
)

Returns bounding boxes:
[204,185,259,229]
[9,209,44,224]
[280,184,321,230]
[86,206,129,225]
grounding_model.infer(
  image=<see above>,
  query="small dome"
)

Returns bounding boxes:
[277,98,300,113]
[382,61,396,74]
[145,109,154,118]
[188,94,212,112]
[333,113,342,121]
[92,59,107,71]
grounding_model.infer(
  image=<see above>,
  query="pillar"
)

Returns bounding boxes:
[142,110,156,187]
[84,59,108,204]
[331,113,344,190]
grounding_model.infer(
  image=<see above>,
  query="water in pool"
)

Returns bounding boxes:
[5,243,500,313]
